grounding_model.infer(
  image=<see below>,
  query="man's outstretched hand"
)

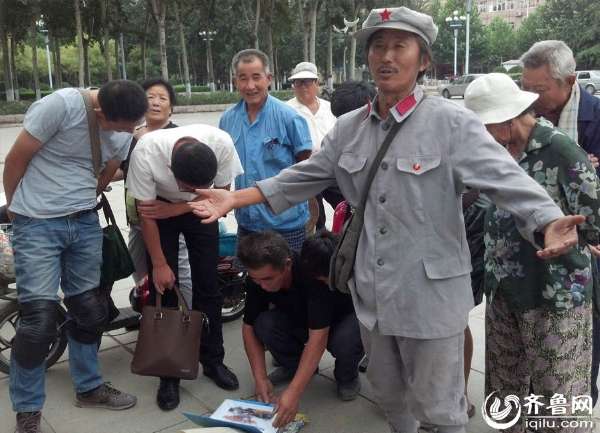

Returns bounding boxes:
[538,215,585,259]
[188,188,236,223]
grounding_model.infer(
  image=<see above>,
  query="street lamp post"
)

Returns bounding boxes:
[465,0,473,75]
[199,30,216,91]
[445,10,466,78]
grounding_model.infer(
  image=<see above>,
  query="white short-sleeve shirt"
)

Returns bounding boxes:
[126,124,243,203]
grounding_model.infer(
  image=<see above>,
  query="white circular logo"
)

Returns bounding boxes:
[482,391,522,429]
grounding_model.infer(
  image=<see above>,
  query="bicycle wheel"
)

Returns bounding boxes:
[0,302,69,374]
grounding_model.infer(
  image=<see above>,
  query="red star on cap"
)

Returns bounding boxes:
[379,8,392,22]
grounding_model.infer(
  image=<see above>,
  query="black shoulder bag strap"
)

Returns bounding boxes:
[329,95,426,293]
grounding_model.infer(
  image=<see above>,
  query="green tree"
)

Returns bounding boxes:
[484,17,517,70]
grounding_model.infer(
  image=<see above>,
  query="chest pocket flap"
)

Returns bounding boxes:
[338,153,368,174]
[397,155,441,175]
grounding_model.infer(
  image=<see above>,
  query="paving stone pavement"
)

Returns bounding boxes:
[1,183,599,433]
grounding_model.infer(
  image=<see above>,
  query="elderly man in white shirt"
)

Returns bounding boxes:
[286,62,337,229]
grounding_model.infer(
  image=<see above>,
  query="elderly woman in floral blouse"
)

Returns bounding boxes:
[465,73,599,433]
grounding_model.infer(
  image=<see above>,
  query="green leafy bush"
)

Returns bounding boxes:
[0,100,33,115]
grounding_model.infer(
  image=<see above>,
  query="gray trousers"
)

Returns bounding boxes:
[361,324,469,433]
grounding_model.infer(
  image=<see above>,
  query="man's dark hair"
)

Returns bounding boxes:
[171,137,217,187]
[237,231,291,270]
[300,230,339,279]
[365,32,434,82]
[330,81,377,117]
[141,77,177,106]
[97,79,148,122]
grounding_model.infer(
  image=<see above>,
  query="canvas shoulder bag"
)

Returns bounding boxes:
[329,96,426,294]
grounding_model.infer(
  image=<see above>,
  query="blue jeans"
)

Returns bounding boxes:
[9,212,104,412]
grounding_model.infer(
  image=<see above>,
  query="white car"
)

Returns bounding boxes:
[438,74,484,99]
[576,70,600,95]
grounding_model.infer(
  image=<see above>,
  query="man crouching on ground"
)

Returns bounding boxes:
[237,230,364,428]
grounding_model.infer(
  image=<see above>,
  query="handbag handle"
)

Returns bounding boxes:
[154,285,193,322]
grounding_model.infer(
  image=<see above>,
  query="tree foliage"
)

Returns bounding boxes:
[2,0,600,99]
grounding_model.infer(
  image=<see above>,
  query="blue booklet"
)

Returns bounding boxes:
[184,399,306,433]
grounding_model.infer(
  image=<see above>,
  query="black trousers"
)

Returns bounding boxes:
[147,211,224,366]
[253,309,364,384]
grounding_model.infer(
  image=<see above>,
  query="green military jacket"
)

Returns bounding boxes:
[484,118,600,312]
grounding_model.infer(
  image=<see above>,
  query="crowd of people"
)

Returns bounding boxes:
[3,5,600,433]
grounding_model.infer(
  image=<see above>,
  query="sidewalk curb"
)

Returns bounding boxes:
[0,103,236,126]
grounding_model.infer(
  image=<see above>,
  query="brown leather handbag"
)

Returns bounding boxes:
[131,286,206,379]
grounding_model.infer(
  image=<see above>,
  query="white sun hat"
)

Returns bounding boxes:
[464,73,539,125]
[289,62,319,81]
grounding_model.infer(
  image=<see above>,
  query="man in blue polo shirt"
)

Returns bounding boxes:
[219,49,312,250]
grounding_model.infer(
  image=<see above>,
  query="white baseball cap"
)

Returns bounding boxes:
[464,73,539,124]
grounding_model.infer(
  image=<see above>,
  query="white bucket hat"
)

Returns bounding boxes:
[289,62,319,81]
[464,73,539,125]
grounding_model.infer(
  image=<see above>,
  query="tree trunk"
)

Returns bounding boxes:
[298,0,308,61]
[327,23,333,88]
[253,0,260,49]
[150,0,168,80]
[349,36,356,80]
[114,36,120,78]
[74,0,85,87]
[119,32,127,79]
[0,0,14,102]
[100,0,112,81]
[49,30,62,88]
[10,34,18,99]
[31,17,41,100]
[141,10,149,80]
[265,0,275,87]
[83,37,90,86]
[174,1,191,98]
[308,0,318,64]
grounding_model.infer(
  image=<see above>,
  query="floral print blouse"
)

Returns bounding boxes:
[484,118,600,312]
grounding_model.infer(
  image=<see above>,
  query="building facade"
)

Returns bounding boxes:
[476,0,545,27]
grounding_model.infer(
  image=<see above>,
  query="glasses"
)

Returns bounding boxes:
[292,79,317,87]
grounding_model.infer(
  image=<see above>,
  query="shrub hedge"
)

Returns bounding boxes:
[0,90,295,116]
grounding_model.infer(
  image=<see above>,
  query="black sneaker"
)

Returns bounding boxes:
[15,412,41,433]
[157,378,180,411]
[75,382,137,410]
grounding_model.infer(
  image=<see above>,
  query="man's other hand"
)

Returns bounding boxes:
[538,215,585,259]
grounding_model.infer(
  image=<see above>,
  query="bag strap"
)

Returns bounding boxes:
[99,193,117,226]
[354,95,426,218]
[78,88,102,179]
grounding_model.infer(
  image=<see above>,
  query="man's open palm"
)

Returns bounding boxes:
[538,215,585,259]
[189,189,235,223]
